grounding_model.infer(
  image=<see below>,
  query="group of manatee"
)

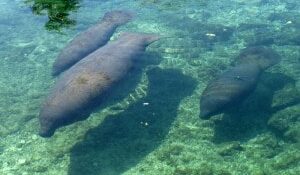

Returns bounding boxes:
[38,10,281,138]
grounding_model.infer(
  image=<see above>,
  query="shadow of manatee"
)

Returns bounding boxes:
[68,67,196,175]
[212,72,298,143]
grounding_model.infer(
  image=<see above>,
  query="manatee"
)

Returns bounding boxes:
[39,32,160,137]
[200,46,281,119]
[52,10,134,76]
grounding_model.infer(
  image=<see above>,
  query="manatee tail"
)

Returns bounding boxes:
[102,10,134,25]
[236,46,281,70]
[119,32,160,45]
[143,34,161,45]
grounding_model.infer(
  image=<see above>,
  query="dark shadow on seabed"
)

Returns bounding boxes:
[213,72,300,143]
[68,67,197,175]
[24,0,81,31]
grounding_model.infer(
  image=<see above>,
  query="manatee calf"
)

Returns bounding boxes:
[52,10,133,76]
[200,46,281,119]
[39,32,160,137]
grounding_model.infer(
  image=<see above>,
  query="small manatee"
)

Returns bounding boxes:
[52,10,134,76]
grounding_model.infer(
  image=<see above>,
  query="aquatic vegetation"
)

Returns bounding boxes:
[24,0,81,30]
[165,16,235,45]
[268,106,300,142]
[140,0,208,11]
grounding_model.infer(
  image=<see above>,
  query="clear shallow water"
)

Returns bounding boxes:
[0,0,299,174]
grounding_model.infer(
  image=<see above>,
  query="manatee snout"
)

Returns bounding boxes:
[52,63,64,76]
[39,110,61,138]
[39,125,55,138]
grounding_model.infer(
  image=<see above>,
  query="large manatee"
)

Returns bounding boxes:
[39,32,160,137]
[52,10,133,76]
[200,46,281,119]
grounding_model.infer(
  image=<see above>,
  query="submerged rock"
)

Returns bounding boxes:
[200,46,281,119]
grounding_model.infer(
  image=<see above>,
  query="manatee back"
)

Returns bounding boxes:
[39,67,112,137]
[200,64,261,118]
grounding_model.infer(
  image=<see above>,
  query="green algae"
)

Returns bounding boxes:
[24,0,81,31]
[272,148,300,170]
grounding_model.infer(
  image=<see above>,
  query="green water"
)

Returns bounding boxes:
[0,0,299,174]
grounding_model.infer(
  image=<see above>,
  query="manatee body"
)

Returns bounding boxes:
[200,46,281,119]
[39,32,160,137]
[52,10,133,76]
[200,64,261,118]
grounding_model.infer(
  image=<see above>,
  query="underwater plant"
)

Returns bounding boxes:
[24,0,80,30]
